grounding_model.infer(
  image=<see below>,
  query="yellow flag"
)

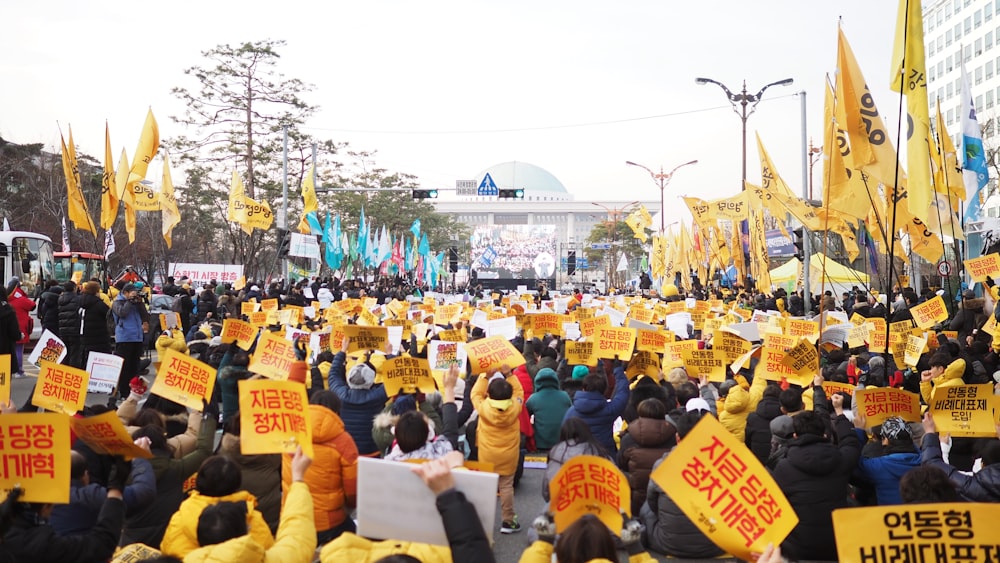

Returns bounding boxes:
[160,153,181,248]
[296,165,318,234]
[100,122,118,230]
[60,127,96,235]
[890,0,932,223]
[932,100,966,208]
[228,171,247,223]
[731,221,746,284]
[113,149,138,244]
[749,205,771,292]
[823,77,871,221]
[128,108,159,184]
[625,211,648,243]
[683,196,716,228]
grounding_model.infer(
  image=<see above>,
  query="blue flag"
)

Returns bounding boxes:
[418,233,430,257]
[410,218,421,239]
[962,60,990,224]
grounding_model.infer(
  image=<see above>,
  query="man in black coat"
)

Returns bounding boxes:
[771,409,860,562]
[744,383,782,464]
[57,281,83,368]
[36,280,62,336]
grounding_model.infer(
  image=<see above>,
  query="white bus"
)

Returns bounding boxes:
[0,231,56,339]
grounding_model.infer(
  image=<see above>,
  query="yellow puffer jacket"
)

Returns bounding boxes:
[920,358,966,404]
[319,532,452,563]
[161,489,274,558]
[471,374,524,476]
[518,540,658,563]
[183,481,316,563]
[156,330,189,357]
[281,404,358,531]
[718,374,766,439]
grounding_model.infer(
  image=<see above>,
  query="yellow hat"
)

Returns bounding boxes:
[661,283,679,297]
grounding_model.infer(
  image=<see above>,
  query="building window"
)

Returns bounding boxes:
[956,23,963,40]
[988,90,995,108]
[947,54,954,71]
[977,66,984,84]
[939,87,945,101]
[946,29,954,45]
[977,38,984,55]
[988,31,994,49]
[989,3,994,20]
[977,94,985,110]
[976,9,983,28]
[966,44,973,61]
[929,39,936,56]
[948,82,955,99]
[989,59,995,78]
[990,207,997,218]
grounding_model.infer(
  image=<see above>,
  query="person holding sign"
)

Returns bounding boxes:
[328,337,389,457]
[471,365,524,534]
[521,513,653,563]
[111,283,149,400]
[918,412,1000,502]
[851,415,921,505]
[562,358,629,455]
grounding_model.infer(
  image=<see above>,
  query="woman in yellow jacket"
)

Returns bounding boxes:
[519,513,656,563]
[919,355,965,404]
[717,373,766,440]
[183,447,317,563]
[471,365,524,533]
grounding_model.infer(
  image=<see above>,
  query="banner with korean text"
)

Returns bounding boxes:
[465,335,522,375]
[238,379,313,458]
[31,361,89,415]
[69,411,153,459]
[151,348,215,411]
[247,331,298,380]
[549,455,630,534]
[853,387,921,424]
[0,413,71,503]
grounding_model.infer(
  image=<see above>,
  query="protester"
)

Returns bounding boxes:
[919,412,1000,502]
[112,283,149,400]
[562,359,629,454]
[853,415,921,505]
[617,398,676,517]
[58,280,84,368]
[522,512,653,563]
[6,278,34,377]
[217,414,282,534]
[542,417,608,503]
[0,286,23,376]
[744,383,782,464]
[525,367,572,451]
[471,365,524,534]
[328,337,389,457]
[716,372,766,439]
[78,280,112,365]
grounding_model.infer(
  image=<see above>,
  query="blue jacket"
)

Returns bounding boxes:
[854,429,921,505]
[525,368,571,450]
[111,294,144,343]
[562,366,629,453]
[328,351,388,455]
[49,457,155,536]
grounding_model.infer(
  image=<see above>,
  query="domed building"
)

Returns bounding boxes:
[431,161,656,291]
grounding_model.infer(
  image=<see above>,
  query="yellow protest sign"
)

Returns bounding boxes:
[260,298,279,312]
[465,335,523,375]
[384,318,412,340]
[574,306,595,321]
[436,328,465,343]
[983,314,998,337]
[822,381,855,398]
[565,340,598,367]
[68,411,152,460]
[889,320,915,345]
[649,415,798,560]
[903,334,928,368]
[867,320,888,353]
[850,312,867,326]
[910,295,949,329]
[0,413,71,504]
[343,325,389,353]
[594,327,636,360]
[702,316,724,338]
[238,379,313,458]
[626,350,661,380]
[929,383,999,437]
[579,315,611,338]
[377,356,437,395]
[964,253,1000,282]
[635,329,672,354]
[763,333,796,352]
[527,313,567,337]
[221,318,258,350]
[248,310,268,327]
[663,340,699,369]
[681,348,727,382]
[550,455,630,534]
[853,388,922,425]
[833,503,1000,563]
[31,361,89,415]
[758,347,799,383]
[714,331,752,363]
[0,355,9,407]
[277,308,301,326]
[666,301,685,313]
[786,319,820,343]
[152,348,216,411]
[628,306,654,324]
[779,339,819,385]
[246,331,299,380]
[846,323,870,349]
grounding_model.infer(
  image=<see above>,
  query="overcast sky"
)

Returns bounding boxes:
[1,1,903,228]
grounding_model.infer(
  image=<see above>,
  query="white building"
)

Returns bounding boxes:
[430,160,657,290]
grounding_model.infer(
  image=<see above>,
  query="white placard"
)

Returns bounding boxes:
[685,297,697,309]
[485,316,517,340]
[386,325,404,355]
[664,312,692,339]
[470,309,489,328]
[303,306,316,319]
[563,322,581,341]
[626,318,658,331]
[27,329,67,367]
[604,306,626,327]
[169,263,243,285]
[516,285,528,294]
[427,340,468,371]
[303,287,314,299]
[357,457,498,547]
[288,232,321,259]
[160,312,179,330]
[86,352,123,394]
[309,329,332,360]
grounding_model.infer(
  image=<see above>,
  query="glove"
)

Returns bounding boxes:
[532,512,557,544]
[202,397,220,422]
[106,457,132,492]
[620,513,645,554]
[129,376,148,396]
[294,339,309,362]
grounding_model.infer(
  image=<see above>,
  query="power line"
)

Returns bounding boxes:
[300,94,798,136]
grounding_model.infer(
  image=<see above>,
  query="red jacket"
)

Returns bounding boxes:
[8,287,35,345]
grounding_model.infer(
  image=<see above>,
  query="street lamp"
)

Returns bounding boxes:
[694,77,793,190]
[592,201,638,292]
[625,160,698,232]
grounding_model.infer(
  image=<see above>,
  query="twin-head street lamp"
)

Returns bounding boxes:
[694,77,794,190]
[625,160,698,232]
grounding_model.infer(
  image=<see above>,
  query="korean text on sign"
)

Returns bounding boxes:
[31,360,89,415]
[649,414,797,560]
[0,413,71,503]
[151,348,216,411]
[832,503,1000,563]
[68,411,152,460]
[238,379,313,458]
[854,388,922,425]
[247,331,298,381]
[549,455,630,535]
[465,335,522,375]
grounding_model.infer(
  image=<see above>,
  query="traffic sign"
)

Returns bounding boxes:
[590,243,611,250]
[456,179,477,196]
[937,261,952,276]
[477,173,498,196]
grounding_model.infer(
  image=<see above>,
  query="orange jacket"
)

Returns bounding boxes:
[281,405,359,531]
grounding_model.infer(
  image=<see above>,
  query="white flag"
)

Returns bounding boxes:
[104,229,116,258]
[61,217,70,251]
[2,218,9,231]
[616,253,628,272]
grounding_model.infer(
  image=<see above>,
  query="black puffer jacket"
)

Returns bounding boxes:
[771,415,860,562]
[1,498,124,563]
[37,286,62,335]
[618,417,675,517]
[744,395,783,464]
[58,291,81,344]
[644,450,725,559]
[921,432,1000,501]
[78,293,111,353]
[951,297,987,343]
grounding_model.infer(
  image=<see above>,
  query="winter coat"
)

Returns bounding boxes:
[58,290,82,343]
[184,481,317,563]
[117,394,203,459]
[281,404,358,532]
[562,367,629,454]
[161,489,275,558]
[519,541,656,563]
[543,440,607,502]
[217,358,252,425]
[513,364,536,445]
[744,395,783,464]
[7,287,34,345]
[371,399,443,456]
[645,451,725,559]
[525,368,572,450]
[951,297,987,342]
[1,498,125,563]
[112,293,145,343]
[0,302,20,369]
[38,286,62,335]
[120,416,217,549]
[853,430,921,505]
[319,489,493,563]
[316,288,334,309]
[771,415,861,562]
[195,289,217,323]
[471,373,524,475]
[617,417,675,516]
[718,374,765,439]
[217,433,282,533]
[48,458,156,536]
[328,351,389,455]
[78,292,111,354]
[921,432,1000,501]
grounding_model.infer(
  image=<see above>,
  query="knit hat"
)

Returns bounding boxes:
[391,394,417,415]
[348,363,376,389]
[6,277,19,294]
[880,416,911,441]
[572,365,589,380]
[535,367,558,384]
[122,283,137,294]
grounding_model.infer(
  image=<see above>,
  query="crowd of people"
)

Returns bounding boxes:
[0,269,998,563]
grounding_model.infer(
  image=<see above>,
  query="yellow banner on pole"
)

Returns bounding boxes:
[152,348,216,411]
[377,356,437,395]
[550,455,630,534]
[68,410,153,459]
[910,295,949,329]
[565,340,598,367]
[31,361,89,415]
[649,415,798,560]
[594,327,636,360]
[465,336,523,375]
[238,379,313,458]
[0,413,71,503]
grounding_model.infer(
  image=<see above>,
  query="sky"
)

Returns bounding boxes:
[0,0,904,229]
